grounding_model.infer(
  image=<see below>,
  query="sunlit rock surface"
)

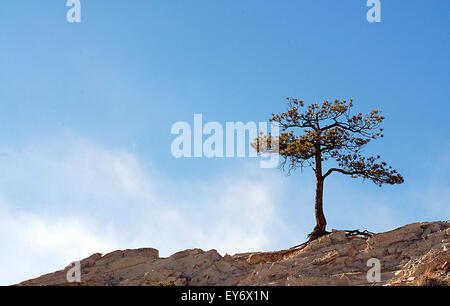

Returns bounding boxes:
[17,221,449,286]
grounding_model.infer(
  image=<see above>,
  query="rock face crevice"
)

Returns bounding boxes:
[17,221,449,286]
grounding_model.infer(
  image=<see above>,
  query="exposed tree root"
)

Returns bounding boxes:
[289,228,375,251]
[289,240,311,251]
[240,228,376,265]
[345,229,375,239]
[307,229,330,241]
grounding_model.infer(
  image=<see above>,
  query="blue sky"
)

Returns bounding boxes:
[0,1,449,285]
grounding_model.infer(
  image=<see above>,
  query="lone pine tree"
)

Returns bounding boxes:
[252,98,404,240]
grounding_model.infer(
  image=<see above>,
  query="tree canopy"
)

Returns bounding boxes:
[252,98,404,186]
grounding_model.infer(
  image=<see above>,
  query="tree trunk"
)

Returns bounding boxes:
[312,177,327,236]
[308,150,328,240]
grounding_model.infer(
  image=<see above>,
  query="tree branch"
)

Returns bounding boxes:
[323,168,354,179]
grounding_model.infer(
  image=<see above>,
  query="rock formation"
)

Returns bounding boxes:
[17,221,449,286]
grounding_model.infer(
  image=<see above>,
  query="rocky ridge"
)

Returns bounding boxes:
[18,221,449,286]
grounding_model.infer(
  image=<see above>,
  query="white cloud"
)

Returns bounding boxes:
[0,200,118,285]
[0,136,288,285]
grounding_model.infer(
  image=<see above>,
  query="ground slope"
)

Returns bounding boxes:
[17,221,449,286]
